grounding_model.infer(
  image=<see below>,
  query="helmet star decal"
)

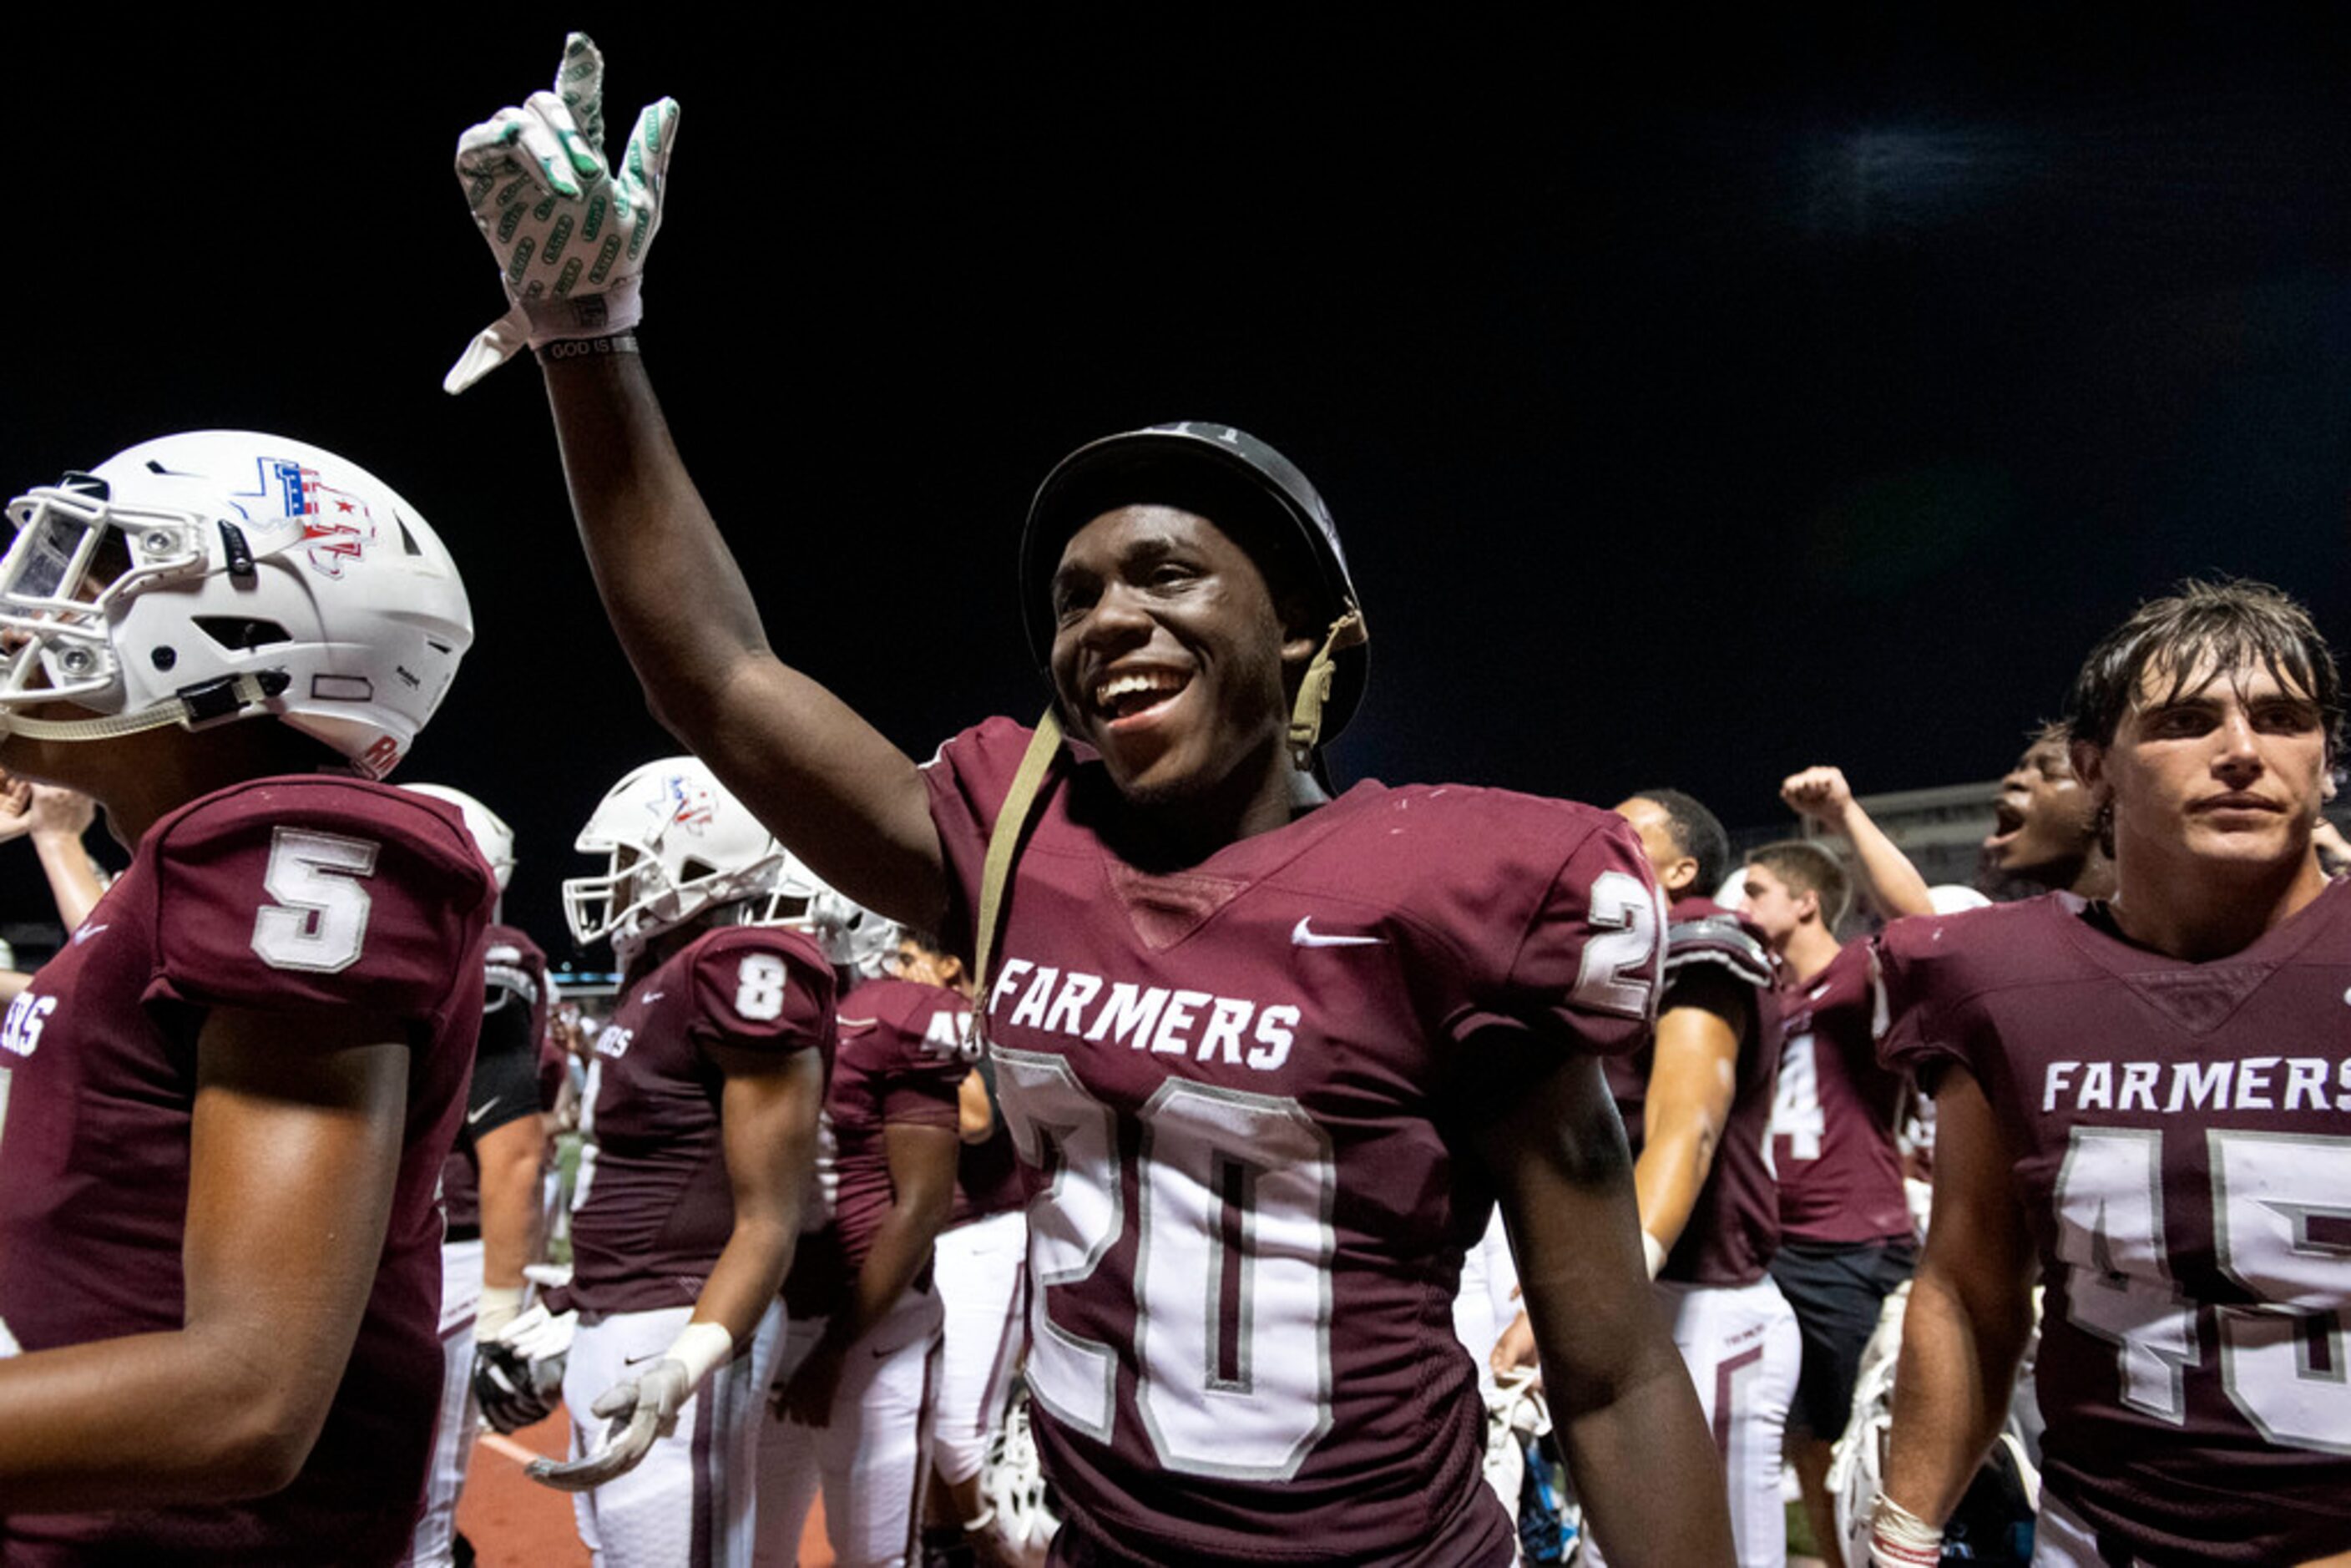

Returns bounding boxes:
[651,772,717,836]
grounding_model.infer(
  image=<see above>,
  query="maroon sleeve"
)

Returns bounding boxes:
[144,781,492,1021]
[880,1035,965,1129]
[685,926,837,1056]
[919,716,1039,964]
[1862,912,1974,1085]
[1662,899,1774,993]
[874,986,969,1129]
[1469,811,1666,1056]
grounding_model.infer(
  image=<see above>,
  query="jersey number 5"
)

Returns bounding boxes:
[251,828,379,974]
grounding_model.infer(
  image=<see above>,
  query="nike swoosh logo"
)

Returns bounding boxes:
[1292,917,1385,948]
[639,991,665,1005]
[468,1097,501,1125]
[72,923,108,946]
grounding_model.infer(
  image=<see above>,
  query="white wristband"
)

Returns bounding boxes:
[665,1320,736,1390]
[1641,1231,1668,1280]
[1868,1493,1944,1568]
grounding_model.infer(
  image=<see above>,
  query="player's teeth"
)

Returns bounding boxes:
[1096,673,1183,711]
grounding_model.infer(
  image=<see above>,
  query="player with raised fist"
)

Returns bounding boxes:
[1873,581,2351,1566]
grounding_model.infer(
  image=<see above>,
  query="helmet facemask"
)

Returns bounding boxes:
[565,760,791,965]
[0,434,472,771]
[0,480,231,724]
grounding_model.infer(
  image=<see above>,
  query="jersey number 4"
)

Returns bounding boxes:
[994,1050,1337,1482]
[2055,1125,2351,1454]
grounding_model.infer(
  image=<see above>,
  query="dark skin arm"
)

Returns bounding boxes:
[1633,974,1750,1257]
[1471,1040,1735,1568]
[0,1007,407,1507]
[541,356,945,928]
[1491,979,1749,1376]
[474,1112,546,1294]
[956,1068,994,1144]
[775,1119,960,1425]
[692,1042,827,1348]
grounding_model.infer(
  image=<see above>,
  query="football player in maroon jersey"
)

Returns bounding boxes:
[1871,580,2351,1567]
[1586,791,1799,1568]
[756,933,967,1567]
[1742,768,1935,1568]
[887,929,1044,1568]
[535,757,835,1568]
[447,35,1732,1568]
[1983,723,2115,900]
[0,432,487,1565]
[398,783,559,1568]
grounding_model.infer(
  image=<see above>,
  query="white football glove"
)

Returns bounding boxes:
[526,1318,731,1492]
[472,1302,575,1434]
[527,1357,692,1490]
[446,33,680,394]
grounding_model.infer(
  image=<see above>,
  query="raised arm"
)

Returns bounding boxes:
[1782,766,1935,920]
[449,36,945,929]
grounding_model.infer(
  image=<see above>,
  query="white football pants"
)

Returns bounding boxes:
[566,1301,786,1568]
[929,1210,1029,1487]
[1585,1275,1801,1568]
[753,1287,945,1568]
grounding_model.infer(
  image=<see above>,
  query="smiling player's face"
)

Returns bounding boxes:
[1048,505,1307,812]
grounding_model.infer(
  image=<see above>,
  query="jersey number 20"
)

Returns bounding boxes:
[993,1050,1338,1482]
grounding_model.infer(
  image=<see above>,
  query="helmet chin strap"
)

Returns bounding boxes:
[1287,604,1368,770]
[0,670,289,743]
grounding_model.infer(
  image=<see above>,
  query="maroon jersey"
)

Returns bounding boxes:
[1878,888,2351,1565]
[0,778,493,1564]
[1767,938,1912,1244]
[442,923,552,1233]
[783,977,967,1317]
[568,923,836,1314]
[924,718,1665,1566]
[1604,899,1782,1286]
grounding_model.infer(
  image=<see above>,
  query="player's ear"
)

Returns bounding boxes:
[1662,853,1699,898]
[2070,737,2110,802]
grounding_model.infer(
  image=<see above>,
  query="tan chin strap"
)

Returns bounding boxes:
[0,671,286,743]
[971,710,1066,1043]
[1287,604,1368,769]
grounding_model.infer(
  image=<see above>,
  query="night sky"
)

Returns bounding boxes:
[6,11,2349,961]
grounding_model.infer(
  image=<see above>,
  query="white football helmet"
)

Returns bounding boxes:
[403,783,516,893]
[0,431,472,776]
[567,757,886,968]
[566,757,787,963]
